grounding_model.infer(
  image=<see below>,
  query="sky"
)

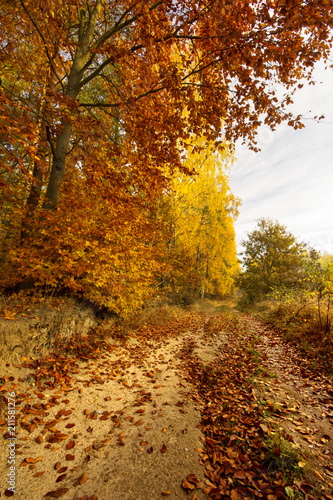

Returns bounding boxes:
[229,59,333,257]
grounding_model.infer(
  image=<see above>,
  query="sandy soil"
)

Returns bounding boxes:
[0,305,223,500]
[1,302,333,499]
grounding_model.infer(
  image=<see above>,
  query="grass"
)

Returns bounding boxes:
[263,429,305,480]
[237,295,333,374]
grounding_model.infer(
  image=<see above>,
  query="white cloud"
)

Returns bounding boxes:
[230,60,333,256]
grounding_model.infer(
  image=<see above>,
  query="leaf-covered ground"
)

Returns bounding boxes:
[1,303,333,499]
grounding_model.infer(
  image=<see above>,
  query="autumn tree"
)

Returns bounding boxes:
[238,218,307,302]
[160,136,240,302]
[1,0,332,209]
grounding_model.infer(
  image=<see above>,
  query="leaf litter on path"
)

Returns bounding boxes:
[1,307,333,499]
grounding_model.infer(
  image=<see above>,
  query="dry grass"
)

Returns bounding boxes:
[247,296,333,373]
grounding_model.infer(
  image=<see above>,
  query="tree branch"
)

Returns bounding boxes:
[19,0,64,92]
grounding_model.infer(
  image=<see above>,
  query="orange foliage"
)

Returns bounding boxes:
[0,0,332,315]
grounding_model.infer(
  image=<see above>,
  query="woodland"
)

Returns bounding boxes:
[1,0,332,317]
[1,2,333,499]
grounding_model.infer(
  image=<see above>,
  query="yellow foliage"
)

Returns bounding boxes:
[161,136,240,299]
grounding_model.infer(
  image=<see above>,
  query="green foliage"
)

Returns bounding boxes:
[263,431,304,480]
[319,252,333,268]
[237,218,306,302]
[303,260,333,333]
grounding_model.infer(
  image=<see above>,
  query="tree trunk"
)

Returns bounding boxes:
[42,1,103,209]
[42,121,73,209]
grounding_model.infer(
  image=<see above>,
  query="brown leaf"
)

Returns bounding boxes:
[5,489,15,496]
[161,444,167,453]
[66,440,75,450]
[45,488,69,497]
[48,437,60,444]
[147,446,153,453]
[313,470,324,481]
[182,479,195,491]
[56,474,67,482]
[33,471,46,478]
[260,424,269,433]
[54,462,61,470]
[161,492,171,496]
[36,435,44,444]
[79,472,87,485]
[231,490,238,500]
[58,467,68,474]
[65,454,75,461]
[234,471,247,480]
[187,474,200,486]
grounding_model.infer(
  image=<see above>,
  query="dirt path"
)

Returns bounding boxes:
[1,304,333,499]
[0,309,223,500]
[242,315,333,493]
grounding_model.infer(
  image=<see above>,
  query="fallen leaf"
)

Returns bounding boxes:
[182,479,195,491]
[79,472,87,485]
[56,474,67,482]
[45,488,69,497]
[161,444,167,453]
[231,490,238,500]
[187,474,200,486]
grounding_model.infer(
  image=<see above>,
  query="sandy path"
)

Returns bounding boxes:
[0,311,224,500]
[2,304,333,499]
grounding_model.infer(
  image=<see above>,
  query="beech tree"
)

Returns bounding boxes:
[1,0,332,210]
[238,218,307,301]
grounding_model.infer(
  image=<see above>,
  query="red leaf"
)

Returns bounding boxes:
[56,474,67,482]
[66,440,75,450]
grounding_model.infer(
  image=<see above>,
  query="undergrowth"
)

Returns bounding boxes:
[238,296,333,374]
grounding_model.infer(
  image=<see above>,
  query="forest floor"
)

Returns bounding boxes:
[1,300,333,500]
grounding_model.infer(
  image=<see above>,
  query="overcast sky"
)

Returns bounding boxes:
[229,60,333,257]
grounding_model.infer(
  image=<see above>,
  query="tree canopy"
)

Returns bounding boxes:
[0,1,332,315]
[238,218,307,301]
